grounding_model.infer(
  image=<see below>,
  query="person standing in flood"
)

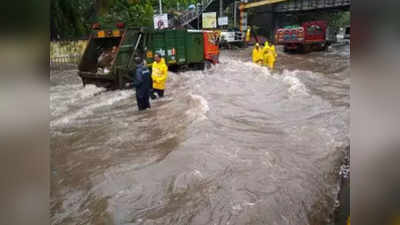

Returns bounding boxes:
[132,56,151,111]
[262,41,271,67]
[267,44,277,70]
[151,53,168,99]
[252,43,263,65]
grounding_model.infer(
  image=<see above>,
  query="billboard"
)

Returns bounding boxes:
[153,14,168,29]
[202,12,217,29]
[218,16,228,26]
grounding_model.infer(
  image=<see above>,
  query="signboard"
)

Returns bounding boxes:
[153,14,168,29]
[202,12,217,29]
[218,17,228,26]
[220,31,235,42]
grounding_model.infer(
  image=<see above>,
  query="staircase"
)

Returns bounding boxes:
[176,0,218,27]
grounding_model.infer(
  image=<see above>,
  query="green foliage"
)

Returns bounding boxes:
[98,0,154,27]
[51,0,199,39]
[51,0,96,39]
[294,11,350,29]
[329,11,350,28]
[161,0,198,12]
[96,0,117,16]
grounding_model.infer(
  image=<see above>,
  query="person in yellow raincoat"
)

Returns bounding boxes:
[267,44,277,70]
[246,27,251,42]
[151,53,168,99]
[262,41,271,67]
[252,43,263,65]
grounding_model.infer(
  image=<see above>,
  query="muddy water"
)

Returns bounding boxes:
[50,44,350,225]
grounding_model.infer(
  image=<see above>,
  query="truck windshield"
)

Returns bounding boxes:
[307,25,322,34]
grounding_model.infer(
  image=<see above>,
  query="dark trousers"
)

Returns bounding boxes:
[136,94,150,111]
[151,89,164,99]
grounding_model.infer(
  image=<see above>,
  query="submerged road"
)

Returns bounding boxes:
[50,44,350,225]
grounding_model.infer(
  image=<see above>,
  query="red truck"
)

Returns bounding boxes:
[275,20,337,52]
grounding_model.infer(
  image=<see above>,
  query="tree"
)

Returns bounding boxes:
[294,11,350,29]
[98,0,154,27]
[50,0,199,39]
[51,0,96,40]
[96,0,116,16]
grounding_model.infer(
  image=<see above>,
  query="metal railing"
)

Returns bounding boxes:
[50,40,87,71]
[50,55,82,71]
[178,0,216,26]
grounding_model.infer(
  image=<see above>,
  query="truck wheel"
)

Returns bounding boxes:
[205,61,212,70]
[283,46,289,53]
[81,78,86,87]
[198,62,205,70]
[302,45,311,53]
[119,75,126,89]
[322,42,330,51]
[114,74,123,90]
[298,45,304,53]
[179,64,189,72]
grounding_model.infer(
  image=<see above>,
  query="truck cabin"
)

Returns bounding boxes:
[302,21,327,41]
[275,21,328,43]
[275,21,333,52]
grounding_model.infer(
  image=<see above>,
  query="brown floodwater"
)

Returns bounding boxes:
[50,44,350,225]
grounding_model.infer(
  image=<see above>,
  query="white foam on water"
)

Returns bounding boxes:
[51,190,86,225]
[192,169,204,178]
[280,70,309,96]
[50,84,106,117]
[242,61,268,71]
[185,94,210,122]
[220,55,310,97]
[51,90,133,127]
[325,43,351,57]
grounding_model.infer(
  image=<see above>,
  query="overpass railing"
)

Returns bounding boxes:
[274,0,350,12]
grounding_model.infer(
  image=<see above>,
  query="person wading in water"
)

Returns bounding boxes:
[132,56,151,111]
[151,53,168,99]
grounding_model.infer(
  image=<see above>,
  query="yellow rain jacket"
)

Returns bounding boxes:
[264,41,270,49]
[267,45,277,69]
[263,41,271,66]
[271,45,277,58]
[151,60,168,90]
[246,28,251,42]
[252,45,263,65]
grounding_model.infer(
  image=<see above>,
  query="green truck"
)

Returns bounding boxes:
[78,26,206,89]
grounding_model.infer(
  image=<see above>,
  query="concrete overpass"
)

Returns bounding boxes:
[273,0,351,12]
[177,0,351,32]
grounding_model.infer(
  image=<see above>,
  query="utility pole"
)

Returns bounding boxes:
[219,0,223,17]
[197,2,202,29]
[159,0,162,14]
[234,1,238,28]
[239,0,248,32]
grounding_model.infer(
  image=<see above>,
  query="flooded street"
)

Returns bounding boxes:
[50,44,350,225]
